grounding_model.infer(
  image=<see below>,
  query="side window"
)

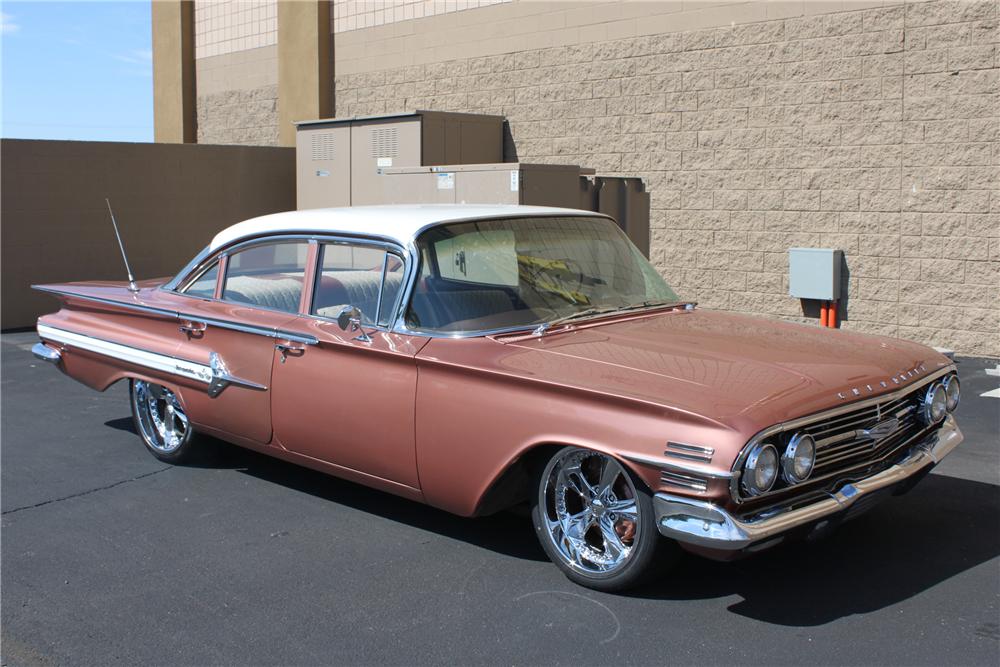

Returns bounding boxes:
[312,242,404,327]
[181,261,219,298]
[222,241,309,313]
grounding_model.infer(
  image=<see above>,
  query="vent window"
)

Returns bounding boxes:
[310,132,336,161]
[370,127,399,159]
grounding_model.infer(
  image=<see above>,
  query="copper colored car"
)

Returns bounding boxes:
[32,205,964,591]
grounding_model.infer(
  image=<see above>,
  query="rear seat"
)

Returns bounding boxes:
[223,276,303,313]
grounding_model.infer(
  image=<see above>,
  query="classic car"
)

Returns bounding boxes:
[32,204,963,591]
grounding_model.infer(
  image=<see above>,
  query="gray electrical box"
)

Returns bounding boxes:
[788,248,843,300]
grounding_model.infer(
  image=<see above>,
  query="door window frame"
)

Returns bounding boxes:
[309,239,407,331]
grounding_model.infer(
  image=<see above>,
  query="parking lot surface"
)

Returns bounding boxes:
[2,331,998,666]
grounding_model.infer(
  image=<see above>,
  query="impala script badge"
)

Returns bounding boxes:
[837,364,927,400]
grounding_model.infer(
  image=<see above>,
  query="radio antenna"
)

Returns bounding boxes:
[105,198,139,293]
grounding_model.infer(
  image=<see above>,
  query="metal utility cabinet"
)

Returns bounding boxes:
[379,163,651,258]
[295,111,504,209]
[377,163,595,208]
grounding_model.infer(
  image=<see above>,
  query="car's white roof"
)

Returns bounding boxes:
[210,204,606,250]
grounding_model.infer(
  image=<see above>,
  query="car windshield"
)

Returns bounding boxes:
[405,216,682,334]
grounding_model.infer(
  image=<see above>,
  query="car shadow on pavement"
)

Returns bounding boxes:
[103,417,998,622]
[637,473,1000,625]
[105,419,550,563]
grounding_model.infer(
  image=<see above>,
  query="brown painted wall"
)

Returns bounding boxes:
[1,139,295,329]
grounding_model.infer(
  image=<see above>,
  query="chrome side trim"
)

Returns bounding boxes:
[655,416,963,550]
[621,452,734,479]
[31,286,318,346]
[664,441,714,463]
[729,365,955,503]
[36,324,266,397]
[660,470,708,492]
[32,342,62,364]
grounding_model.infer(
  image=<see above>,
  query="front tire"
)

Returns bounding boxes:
[530,446,677,592]
[129,379,199,463]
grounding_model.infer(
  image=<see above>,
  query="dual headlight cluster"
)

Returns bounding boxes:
[920,374,960,426]
[741,433,816,497]
[741,373,960,498]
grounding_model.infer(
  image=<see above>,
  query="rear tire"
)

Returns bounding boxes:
[530,446,677,592]
[129,379,200,463]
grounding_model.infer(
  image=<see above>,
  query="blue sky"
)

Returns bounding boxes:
[1,0,153,142]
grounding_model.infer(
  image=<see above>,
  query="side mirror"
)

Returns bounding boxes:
[335,305,372,343]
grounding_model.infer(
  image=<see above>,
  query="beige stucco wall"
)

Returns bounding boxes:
[332,0,1000,357]
[1,139,295,329]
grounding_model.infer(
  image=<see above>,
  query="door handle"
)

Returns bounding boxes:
[275,339,306,362]
[179,320,207,336]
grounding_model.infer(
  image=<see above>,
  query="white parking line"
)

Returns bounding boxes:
[985,365,1000,377]
[981,388,1000,399]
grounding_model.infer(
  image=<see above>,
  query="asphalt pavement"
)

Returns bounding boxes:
[2,330,998,666]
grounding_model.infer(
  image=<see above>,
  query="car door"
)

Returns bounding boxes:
[269,239,428,489]
[171,239,312,444]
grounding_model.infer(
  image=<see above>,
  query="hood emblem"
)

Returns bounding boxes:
[837,364,926,400]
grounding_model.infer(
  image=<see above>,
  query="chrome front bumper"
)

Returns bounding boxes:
[653,416,964,551]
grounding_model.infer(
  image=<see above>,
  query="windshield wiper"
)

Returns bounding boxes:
[532,307,620,336]
[618,299,693,313]
[532,300,694,337]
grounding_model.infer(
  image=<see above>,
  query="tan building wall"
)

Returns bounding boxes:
[189,0,1000,357]
[1,139,295,329]
[333,0,1000,357]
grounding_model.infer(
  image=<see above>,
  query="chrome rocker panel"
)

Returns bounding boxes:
[654,415,963,551]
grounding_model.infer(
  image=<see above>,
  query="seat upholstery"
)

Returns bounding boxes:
[314,270,402,323]
[223,276,303,313]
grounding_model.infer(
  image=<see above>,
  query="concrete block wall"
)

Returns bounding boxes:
[333,0,1000,357]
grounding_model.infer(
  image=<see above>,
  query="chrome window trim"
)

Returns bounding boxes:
[729,365,956,504]
[160,215,624,341]
[157,232,413,337]
[178,258,221,296]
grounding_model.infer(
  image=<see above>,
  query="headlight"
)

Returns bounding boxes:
[742,443,778,496]
[781,432,816,484]
[943,375,960,412]
[920,383,947,425]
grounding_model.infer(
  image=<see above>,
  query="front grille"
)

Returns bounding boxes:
[805,390,924,475]
[733,371,953,509]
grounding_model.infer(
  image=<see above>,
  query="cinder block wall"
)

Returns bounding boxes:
[191,0,998,357]
[1,139,295,329]
[331,0,999,357]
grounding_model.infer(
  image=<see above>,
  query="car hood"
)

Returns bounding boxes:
[500,308,952,434]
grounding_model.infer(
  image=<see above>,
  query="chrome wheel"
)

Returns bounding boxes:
[539,448,641,576]
[132,380,190,453]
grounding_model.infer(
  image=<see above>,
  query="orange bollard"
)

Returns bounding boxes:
[820,301,829,327]
[828,300,838,328]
